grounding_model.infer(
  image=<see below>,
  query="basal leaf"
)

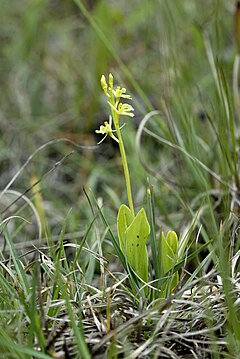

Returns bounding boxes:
[117,204,134,252]
[159,231,179,293]
[125,208,150,282]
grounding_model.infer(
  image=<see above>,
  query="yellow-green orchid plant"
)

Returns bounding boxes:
[96,73,181,296]
[96,73,150,284]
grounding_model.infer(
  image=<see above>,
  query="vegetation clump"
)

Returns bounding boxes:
[1,1,240,358]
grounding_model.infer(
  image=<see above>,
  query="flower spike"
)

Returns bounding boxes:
[98,73,135,219]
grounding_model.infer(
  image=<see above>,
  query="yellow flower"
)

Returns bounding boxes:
[108,101,134,118]
[114,87,132,102]
[95,116,120,144]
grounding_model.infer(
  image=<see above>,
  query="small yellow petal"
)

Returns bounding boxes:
[120,93,132,99]
[122,112,135,118]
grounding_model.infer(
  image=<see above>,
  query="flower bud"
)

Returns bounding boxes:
[109,73,114,89]
[101,75,108,95]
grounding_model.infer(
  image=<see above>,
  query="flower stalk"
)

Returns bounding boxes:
[110,101,135,216]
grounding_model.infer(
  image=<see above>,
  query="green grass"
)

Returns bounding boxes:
[1,0,240,358]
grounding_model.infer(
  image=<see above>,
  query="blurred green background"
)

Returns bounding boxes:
[0,0,237,239]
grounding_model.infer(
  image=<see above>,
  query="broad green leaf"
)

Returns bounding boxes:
[166,231,178,254]
[160,231,178,274]
[117,204,134,252]
[159,231,179,292]
[125,208,150,282]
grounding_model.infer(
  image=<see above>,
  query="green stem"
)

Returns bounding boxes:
[112,111,135,216]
